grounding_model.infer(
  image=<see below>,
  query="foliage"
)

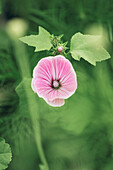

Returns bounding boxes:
[20,26,52,52]
[20,28,111,66]
[0,138,12,170]
[70,32,111,65]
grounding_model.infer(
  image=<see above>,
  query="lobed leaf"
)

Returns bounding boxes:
[70,32,111,66]
[20,26,52,52]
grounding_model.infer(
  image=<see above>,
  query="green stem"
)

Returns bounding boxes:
[108,22,113,42]
[14,40,49,170]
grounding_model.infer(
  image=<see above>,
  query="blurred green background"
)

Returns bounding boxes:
[0,0,113,170]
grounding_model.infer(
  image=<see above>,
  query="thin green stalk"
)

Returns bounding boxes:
[14,40,49,170]
[108,22,113,42]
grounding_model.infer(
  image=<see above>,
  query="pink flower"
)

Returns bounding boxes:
[31,55,77,107]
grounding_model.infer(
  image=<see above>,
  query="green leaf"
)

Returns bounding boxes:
[20,26,52,52]
[0,138,12,170]
[70,32,111,66]
[15,78,39,118]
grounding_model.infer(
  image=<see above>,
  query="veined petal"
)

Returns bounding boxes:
[31,78,53,97]
[43,55,77,101]
[33,56,54,82]
[45,98,65,107]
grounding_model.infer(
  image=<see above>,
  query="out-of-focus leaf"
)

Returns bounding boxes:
[0,0,2,15]
[58,93,94,135]
[15,78,38,118]
[70,32,111,66]
[20,26,52,52]
[0,138,12,170]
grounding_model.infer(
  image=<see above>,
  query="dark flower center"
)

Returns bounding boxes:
[52,80,60,89]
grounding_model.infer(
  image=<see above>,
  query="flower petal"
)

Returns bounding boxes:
[45,98,65,107]
[31,77,53,98]
[33,56,54,83]
[31,78,37,93]
[43,55,77,100]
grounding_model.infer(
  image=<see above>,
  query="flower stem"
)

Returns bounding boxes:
[14,40,49,170]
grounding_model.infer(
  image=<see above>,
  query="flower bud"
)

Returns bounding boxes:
[57,46,63,52]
